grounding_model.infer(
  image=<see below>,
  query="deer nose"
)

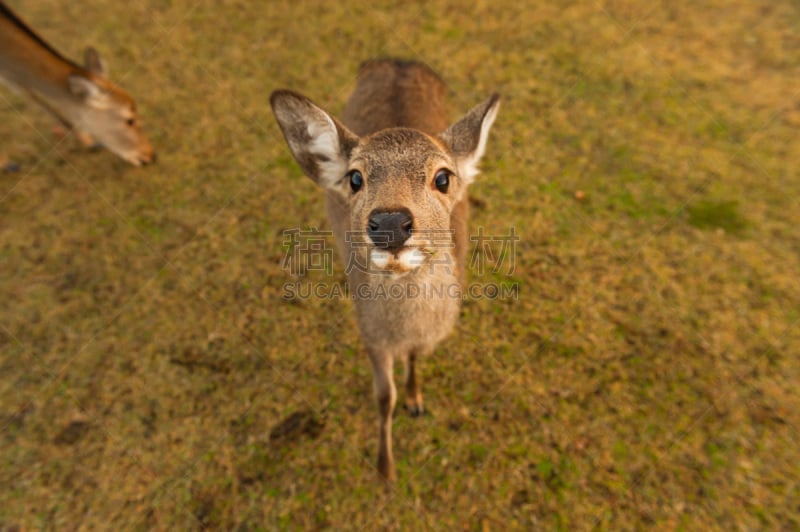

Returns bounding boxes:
[367,210,413,250]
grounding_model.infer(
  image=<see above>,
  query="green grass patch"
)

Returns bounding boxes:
[687,199,748,235]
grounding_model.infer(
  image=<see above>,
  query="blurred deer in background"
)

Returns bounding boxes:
[0,1,154,166]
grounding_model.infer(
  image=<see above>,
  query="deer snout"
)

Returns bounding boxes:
[367,210,413,250]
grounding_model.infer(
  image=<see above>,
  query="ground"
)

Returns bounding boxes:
[1,0,799,529]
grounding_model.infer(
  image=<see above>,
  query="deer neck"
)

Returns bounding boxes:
[0,6,85,127]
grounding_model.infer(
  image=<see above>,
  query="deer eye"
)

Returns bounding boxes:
[348,170,363,193]
[434,169,450,193]
[126,118,135,127]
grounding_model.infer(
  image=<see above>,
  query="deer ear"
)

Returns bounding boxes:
[68,75,110,108]
[84,47,107,77]
[270,90,359,191]
[440,93,500,184]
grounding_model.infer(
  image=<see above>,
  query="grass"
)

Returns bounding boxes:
[687,200,748,235]
[1,0,799,529]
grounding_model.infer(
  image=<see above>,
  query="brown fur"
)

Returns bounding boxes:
[0,1,154,165]
[342,59,449,136]
[271,58,499,481]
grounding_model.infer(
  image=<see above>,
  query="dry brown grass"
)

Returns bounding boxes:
[1,0,799,529]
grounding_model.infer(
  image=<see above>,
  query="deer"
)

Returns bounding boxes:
[270,58,499,482]
[0,1,154,166]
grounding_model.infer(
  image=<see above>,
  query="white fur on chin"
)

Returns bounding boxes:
[370,249,391,270]
[369,247,427,273]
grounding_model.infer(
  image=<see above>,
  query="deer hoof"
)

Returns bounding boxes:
[405,399,424,417]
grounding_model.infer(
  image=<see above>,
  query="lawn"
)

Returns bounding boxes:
[1,0,798,529]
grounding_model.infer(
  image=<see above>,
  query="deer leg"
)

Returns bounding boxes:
[76,131,103,151]
[369,352,396,482]
[404,350,424,417]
